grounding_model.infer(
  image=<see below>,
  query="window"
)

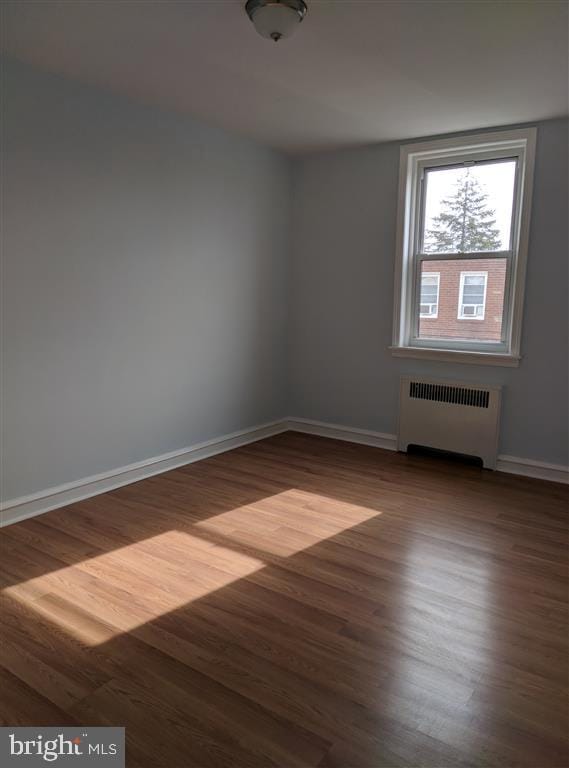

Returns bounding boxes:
[419,273,440,317]
[458,272,487,320]
[391,128,536,366]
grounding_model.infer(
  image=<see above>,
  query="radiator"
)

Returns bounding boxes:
[397,376,502,469]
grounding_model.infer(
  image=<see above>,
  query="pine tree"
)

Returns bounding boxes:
[425,169,501,253]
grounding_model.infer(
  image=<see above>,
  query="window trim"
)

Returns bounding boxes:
[458,271,488,321]
[391,127,536,367]
[419,272,440,319]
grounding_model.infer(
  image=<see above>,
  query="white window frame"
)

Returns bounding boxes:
[390,127,536,367]
[419,272,440,319]
[458,271,487,320]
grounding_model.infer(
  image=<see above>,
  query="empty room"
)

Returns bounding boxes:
[1,1,568,766]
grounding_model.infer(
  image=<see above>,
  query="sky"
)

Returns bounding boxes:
[423,159,516,251]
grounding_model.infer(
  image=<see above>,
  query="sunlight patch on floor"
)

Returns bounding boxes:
[2,489,382,646]
[2,529,266,645]
[194,488,382,556]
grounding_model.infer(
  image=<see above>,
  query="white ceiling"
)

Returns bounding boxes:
[2,0,568,153]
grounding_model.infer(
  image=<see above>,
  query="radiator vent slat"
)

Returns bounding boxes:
[409,381,489,408]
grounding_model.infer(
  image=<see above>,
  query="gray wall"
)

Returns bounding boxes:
[2,59,291,501]
[290,119,569,466]
[3,58,567,505]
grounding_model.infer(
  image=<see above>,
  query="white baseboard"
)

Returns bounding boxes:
[286,417,397,452]
[495,455,569,484]
[0,419,288,527]
[286,418,569,485]
[2,416,566,527]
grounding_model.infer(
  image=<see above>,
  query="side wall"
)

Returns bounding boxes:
[1,58,291,502]
[290,119,569,466]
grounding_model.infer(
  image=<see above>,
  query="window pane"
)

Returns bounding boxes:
[459,271,488,320]
[417,259,507,343]
[419,272,439,317]
[422,160,516,253]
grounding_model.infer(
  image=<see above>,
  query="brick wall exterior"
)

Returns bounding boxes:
[419,258,506,342]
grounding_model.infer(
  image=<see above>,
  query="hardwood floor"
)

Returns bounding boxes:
[1,432,568,768]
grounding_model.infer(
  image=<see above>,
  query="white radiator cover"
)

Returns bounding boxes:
[397,376,502,469]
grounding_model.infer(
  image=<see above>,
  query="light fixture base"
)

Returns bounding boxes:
[245,0,307,22]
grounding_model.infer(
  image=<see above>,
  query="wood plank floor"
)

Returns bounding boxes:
[1,432,568,768]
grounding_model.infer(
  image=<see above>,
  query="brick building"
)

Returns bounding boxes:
[419,258,507,342]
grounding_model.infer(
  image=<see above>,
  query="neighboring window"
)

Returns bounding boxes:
[391,128,536,366]
[420,273,440,318]
[458,272,487,320]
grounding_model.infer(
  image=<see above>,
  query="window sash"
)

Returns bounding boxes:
[408,150,519,351]
[417,250,511,261]
[410,254,510,348]
[416,156,519,255]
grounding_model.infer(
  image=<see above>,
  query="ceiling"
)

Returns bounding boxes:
[2,0,568,153]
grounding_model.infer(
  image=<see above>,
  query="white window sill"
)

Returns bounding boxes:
[389,346,521,367]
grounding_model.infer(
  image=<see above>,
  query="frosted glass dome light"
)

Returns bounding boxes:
[245,0,308,42]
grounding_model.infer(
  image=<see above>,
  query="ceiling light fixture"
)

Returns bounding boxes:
[245,0,308,43]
